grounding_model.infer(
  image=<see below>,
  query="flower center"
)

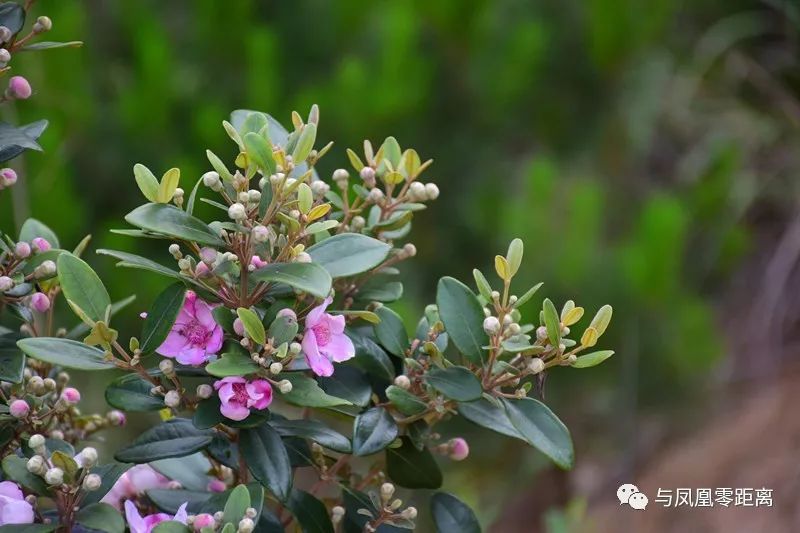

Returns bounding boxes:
[182,320,209,346]
[313,323,331,346]
[231,382,249,404]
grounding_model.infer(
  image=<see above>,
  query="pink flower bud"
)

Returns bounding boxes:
[30,292,50,313]
[448,437,469,461]
[233,317,245,337]
[194,261,210,277]
[0,276,12,292]
[207,479,226,492]
[32,237,51,252]
[14,241,31,258]
[0,168,17,186]
[7,76,31,99]
[107,410,126,426]
[60,387,80,405]
[9,399,29,418]
[199,247,217,264]
[277,308,297,322]
[194,513,215,530]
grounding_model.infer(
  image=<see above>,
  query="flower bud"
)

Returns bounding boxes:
[536,326,548,341]
[359,166,376,186]
[9,399,29,419]
[401,507,418,520]
[164,390,181,408]
[351,215,365,231]
[0,49,10,66]
[380,483,395,501]
[33,260,56,279]
[27,376,44,393]
[367,188,384,203]
[289,342,302,355]
[196,384,213,399]
[393,375,411,389]
[310,180,330,197]
[0,27,11,43]
[83,473,102,491]
[6,76,31,100]
[32,237,51,252]
[278,380,293,394]
[252,224,269,243]
[269,362,283,375]
[44,467,64,486]
[0,168,17,187]
[528,358,545,374]
[248,190,261,203]
[408,181,426,201]
[294,252,311,263]
[30,293,51,313]
[202,170,220,187]
[14,241,31,258]
[158,360,175,377]
[331,505,345,524]
[425,183,439,200]
[27,455,45,475]
[49,429,64,440]
[32,16,52,34]
[402,243,416,257]
[28,434,45,451]
[207,479,226,492]
[238,518,255,533]
[278,308,297,321]
[79,447,98,469]
[448,438,470,461]
[228,202,247,220]
[194,514,215,530]
[61,387,81,405]
[107,410,126,426]
[230,318,245,338]
[43,378,56,391]
[213,511,224,522]
[0,276,13,292]
[508,323,521,335]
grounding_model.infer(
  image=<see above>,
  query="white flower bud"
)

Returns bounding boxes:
[43,378,56,391]
[28,434,45,451]
[168,243,181,258]
[567,354,577,364]
[0,276,12,291]
[528,358,545,374]
[424,183,439,200]
[278,380,293,394]
[483,316,501,335]
[408,181,426,201]
[238,517,255,533]
[27,375,44,393]
[159,359,174,375]
[310,180,330,197]
[202,171,221,188]
[26,455,45,475]
[196,384,213,399]
[178,258,191,271]
[80,447,99,468]
[245,507,258,519]
[536,326,548,341]
[252,224,269,243]
[380,482,395,501]
[248,190,261,203]
[269,362,283,375]
[289,342,301,355]
[403,243,417,257]
[238,191,249,203]
[83,473,102,491]
[393,375,411,389]
[285,178,297,189]
[331,505,345,523]
[509,323,521,335]
[351,216,365,231]
[164,390,181,408]
[228,203,247,221]
[173,187,184,198]
[359,166,376,185]
[34,260,57,279]
[44,467,64,486]
[401,507,418,520]
[367,188,384,203]
[332,168,350,182]
[0,49,10,65]
[294,252,311,263]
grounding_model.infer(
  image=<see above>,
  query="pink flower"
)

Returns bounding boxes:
[30,292,50,313]
[213,376,272,421]
[101,465,171,510]
[31,237,50,252]
[6,76,31,100]
[9,400,29,419]
[250,255,268,269]
[157,291,223,365]
[0,481,34,525]
[302,297,355,377]
[124,500,187,533]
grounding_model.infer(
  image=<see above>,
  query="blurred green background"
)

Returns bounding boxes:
[3,0,799,531]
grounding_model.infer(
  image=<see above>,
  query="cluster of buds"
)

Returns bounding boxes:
[1,236,57,318]
[358,482,418,531]
[26,436,102,494]
[186,507,258,533]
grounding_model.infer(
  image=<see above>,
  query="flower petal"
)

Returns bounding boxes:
[176,346,210,366]
[303,330,333,376]
[124,500,146,533]
[305,297,332,328]
[320,332,356,363]
[220,400,250,421]
[156,330,188,358]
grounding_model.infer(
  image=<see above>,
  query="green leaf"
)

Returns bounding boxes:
[0,120,46,163]
[269,419,351,453]
[431,492,481,533]
[589,305,613,336]
[2,455,49,494]
[306,234,391,278]
[267,314,299,346]
[81,463,131,506]
[205,351,259,377]
[250,262,332,299]
[19,218,59,248]
[436,277,488,364]
[125,203,225,247]
[502,398,574,469]
[542,298,561,346]
[20,40,83,51]
[286,489,334,533]
[472,269,493,301]
[316,366,372,407]
[352,407,398,456]
[152,522,190,533]
[240,425,292,501]
[151,454,212,492]
[75,502,125,533]
[115,419,214,463]
[0,2,25,35]
[0,526,56,533]
[237,307,266,345]
[457,397,524,440]
[206,149,234,182]
[157,168,181,204]
[292,123,317,162]
[505,238,524,278]
[192,396,268,429]
[17,337,114,370]
[513,282,543,309]
[133,163,159,202]
[386,436,442,489]
[67,294,136,339]
[243,132,276,175]
[373,306,407,357]
[57,253,111,323]
[142,283,186,354]
[280,373,352,408]
[572,350,614,368]
[386,385,427,415]
[424,366,482,402]
[0,333,25,383]
[223,484,251,525]
[349,331,395,382]
[105,373,162,411]
[97,249,181,279]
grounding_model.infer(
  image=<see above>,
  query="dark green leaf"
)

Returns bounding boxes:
[150,454,211,492]
[81,463,131,506]
[141,283,186,354]
[306,234,391,278]
[0,333,25,383]
[317,366,372,407]
[0,2,25,35]
[457,397,524,440]
[97,249,181,279]
[280,373,352,408]
[20,40,83,51]
[269,419,351,453]
[373,306,407,357]
[105,373,163,411]
[436,277,488,364]
[57,253,110,322]
[425,366,482,402]
[0,120,47,163]
[0,526,56,533]
[240,424,292,501]
[286,489,334,533]
[385,385,427,415]
[115,419,214,463]
[542,299,561,346]
[2,455,49,494]
[502,398,574,469]
[75,502,125,533]
[386,436,442,489]
[124,203,225,246]
[431,492,481,533]
[250,262,332,299]
[17,337,114,370]
[349,331,395,382]
[353,407,398,456]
